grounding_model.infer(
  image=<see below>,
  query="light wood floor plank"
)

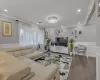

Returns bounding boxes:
[67,55,96,80]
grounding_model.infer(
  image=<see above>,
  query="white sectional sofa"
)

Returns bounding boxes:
[0,46,60,80]
[5,46,43,60]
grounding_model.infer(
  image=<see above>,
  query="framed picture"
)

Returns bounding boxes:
[55,29,61,36]
[2,21,12,37]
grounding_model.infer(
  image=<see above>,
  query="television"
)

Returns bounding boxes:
[55,37,68,47]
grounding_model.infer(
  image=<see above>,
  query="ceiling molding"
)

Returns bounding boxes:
[85,22,96,26]
[0,12,35,25]
[44,23,85,29]
[0,12,17,20]
[44,22,96,29]
[84,0,95,25]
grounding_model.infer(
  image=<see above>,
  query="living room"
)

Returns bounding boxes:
[0,0,98,80]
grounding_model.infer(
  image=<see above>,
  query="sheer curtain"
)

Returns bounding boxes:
[19,22,37,45]
[37,28,45,52]
[19,22,44,48]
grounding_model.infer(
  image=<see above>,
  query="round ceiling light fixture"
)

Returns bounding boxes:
[48,16,58,23]
[77,9,81,12]
[78,22,81,24]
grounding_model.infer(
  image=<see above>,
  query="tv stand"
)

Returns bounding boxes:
[50,46,68,54]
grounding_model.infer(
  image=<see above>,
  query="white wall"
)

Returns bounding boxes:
[47,27,74,42]
[0,15,45,50]
[75,24,96,42]
[73,24,96,58]
[0,15,19,44]
[47,24,96,54]
[47,24,96,43]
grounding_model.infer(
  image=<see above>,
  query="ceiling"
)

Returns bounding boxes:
[0,0,91,28]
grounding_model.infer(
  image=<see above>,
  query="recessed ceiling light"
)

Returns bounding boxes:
[78,22,81,24]
[4,9,8,12]
[77,9,81,12]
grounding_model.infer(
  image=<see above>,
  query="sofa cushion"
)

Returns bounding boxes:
[22,50,29,55]
[18,58,34,65]
[27,49,34,53]
[21,49,29,55]
[25,53,36,59]
[22,49,33,56]
[34,51,42,54]
[18,56,26,60]
[22,72,35,80]
[14,50,22,57]
[29,62,59,80]
[0,51,31,80]
[7,67,31,80]
[25,52,42,59]
[7,51,14,56]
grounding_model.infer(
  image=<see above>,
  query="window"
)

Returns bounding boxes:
[19,22,44,46]
[19,22,34,45]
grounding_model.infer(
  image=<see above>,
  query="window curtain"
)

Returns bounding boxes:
[19,22,38,46]
[19,22,44,47]
[37,28,45,52]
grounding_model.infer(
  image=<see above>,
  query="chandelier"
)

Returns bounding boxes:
[48,16,58,23]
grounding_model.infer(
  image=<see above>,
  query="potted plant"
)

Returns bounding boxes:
[45,38,51,51]
[69,39,74,55]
